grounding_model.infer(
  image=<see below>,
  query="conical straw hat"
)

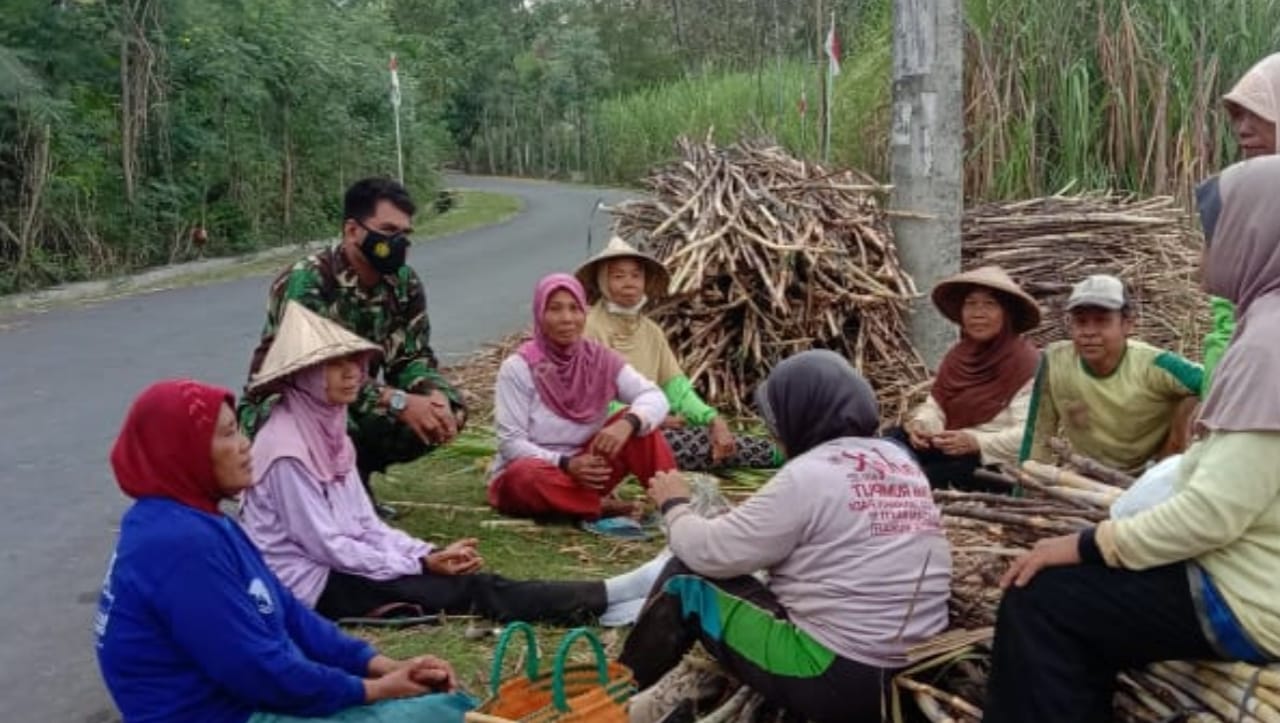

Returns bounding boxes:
[931,265,1042,334]
[248,301,381,391]
[575,235,670,303]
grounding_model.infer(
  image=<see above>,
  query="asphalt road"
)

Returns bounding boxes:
[0,175,636,722]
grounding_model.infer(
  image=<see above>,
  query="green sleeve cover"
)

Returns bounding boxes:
[1201,296,1237,392]
[662,375,718,427]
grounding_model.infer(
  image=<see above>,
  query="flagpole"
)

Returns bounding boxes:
[390,54,404,184]
[823,12,835,163]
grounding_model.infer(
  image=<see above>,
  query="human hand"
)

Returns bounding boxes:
[661,414,687,430]
[647,470,691,510]
[708,417,737,464]
[933,431,980,457]
[398,391,458,445]
[905,421,932,450]
[364,665,430,702]
[567,454,613,489]
[424,539,483,576]
[407,655,458,692]
[591,419,635,458]
[1000,533,1082,589]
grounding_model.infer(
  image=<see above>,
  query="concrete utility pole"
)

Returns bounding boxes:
[890,0,964,369]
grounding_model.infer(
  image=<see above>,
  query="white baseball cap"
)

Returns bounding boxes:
[1066,274,1128,311]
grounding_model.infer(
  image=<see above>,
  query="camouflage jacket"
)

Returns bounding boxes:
[240,243,461,430]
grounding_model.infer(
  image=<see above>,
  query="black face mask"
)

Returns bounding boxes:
[357,223,410,276]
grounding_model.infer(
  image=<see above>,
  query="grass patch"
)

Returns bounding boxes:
[349,429,663,696]
[422,189,523,239]
[0,190,524,316]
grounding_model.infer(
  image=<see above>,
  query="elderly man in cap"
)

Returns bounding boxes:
[1020,274,1204,474]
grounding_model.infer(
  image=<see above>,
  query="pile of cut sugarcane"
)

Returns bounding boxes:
[442,331,530,425]
[608,135,929,420]
[897,439,1280,723]
[963,193,1209,357]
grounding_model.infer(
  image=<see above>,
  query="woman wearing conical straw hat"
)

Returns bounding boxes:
[240,301,657,626]
[577,236,780,471]
[888,265,1041,491]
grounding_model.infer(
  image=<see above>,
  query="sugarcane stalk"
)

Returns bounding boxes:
[1021,461,1123,504]
[1049,437,1137,488]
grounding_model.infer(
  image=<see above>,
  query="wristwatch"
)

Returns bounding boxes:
[387,389,408,417]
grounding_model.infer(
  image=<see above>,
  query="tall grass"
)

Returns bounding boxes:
[559,0,1280,202]
[965,0,1280,202]
[583,6,892,184]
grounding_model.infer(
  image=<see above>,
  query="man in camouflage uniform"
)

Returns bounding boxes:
[238,177,465,517]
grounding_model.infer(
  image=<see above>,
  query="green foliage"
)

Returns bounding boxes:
[8,0,1280,294]
[0,0,445,294]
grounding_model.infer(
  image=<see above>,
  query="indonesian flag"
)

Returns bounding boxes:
[389,54,401,108]
[825,18,841,76]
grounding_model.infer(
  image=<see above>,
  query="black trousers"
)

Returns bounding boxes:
[983,563,1222,722]
[619,560,890,723]
[350,409,433,504]
[315,570,606,626]
[883,427,994,492]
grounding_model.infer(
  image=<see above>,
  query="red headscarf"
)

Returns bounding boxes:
[931,317,1040,431]
[110,379,235,515]
[517,273,625,423]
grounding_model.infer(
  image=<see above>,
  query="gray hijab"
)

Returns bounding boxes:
[1198,156,1280,433]
[755,349,880,457]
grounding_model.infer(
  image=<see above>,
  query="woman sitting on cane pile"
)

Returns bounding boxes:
[579,236,779,471]
[621,350,952,723]
[94,379,475,723]
[240,301,656,626]
[982,157,1280,722]
[487,273,678,521]
[893,266,1041,490]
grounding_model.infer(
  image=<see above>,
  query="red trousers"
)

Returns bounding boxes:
[488,423,677,520]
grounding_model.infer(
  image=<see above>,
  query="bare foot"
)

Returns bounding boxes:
[600,498,641,518]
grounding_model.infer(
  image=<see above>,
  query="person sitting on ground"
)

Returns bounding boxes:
[578,236,779,471]
[95,379,475,723]
[892,266,1041,490]
[240,302,655,625]
[238,177,463,519]
[487,273,677,521]
[1200,52,1280,390]
[1019,273,1203,474]
[982,156,1280,723]
[620,350,952,723]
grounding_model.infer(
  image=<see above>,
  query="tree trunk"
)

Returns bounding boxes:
[281,102,294,231]
[670,0,686,69]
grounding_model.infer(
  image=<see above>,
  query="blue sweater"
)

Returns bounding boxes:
[95,498,375,723]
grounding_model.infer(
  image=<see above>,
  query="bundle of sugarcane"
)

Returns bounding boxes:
[608,135,928,420]
[962,193,1209,356]
[441,330,530,424]
[897,449,1280,722]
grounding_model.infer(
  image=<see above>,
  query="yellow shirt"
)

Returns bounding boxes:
[1098,431,1280,657]
[1021,340,1203,473]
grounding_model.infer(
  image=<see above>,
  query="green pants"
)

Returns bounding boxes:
[247,692,474,723]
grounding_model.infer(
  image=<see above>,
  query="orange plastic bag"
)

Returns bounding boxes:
[466,623,634,723]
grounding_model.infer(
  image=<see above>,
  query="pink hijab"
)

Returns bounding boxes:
[1198,156,1280,433]
[518,273,625,423]
[251,363,357,484]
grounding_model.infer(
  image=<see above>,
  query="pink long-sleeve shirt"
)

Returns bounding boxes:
[240,458,432,607]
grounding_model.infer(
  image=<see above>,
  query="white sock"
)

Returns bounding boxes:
[604,549,674,603]
[600,597,646,628]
